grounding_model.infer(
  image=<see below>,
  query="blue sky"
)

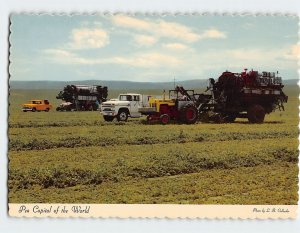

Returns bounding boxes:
[10,15,299,82]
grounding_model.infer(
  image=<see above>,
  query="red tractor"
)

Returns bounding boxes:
[138,86,199,124]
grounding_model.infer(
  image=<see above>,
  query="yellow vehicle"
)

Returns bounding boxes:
[138,87,198,124]
[22,100,53,112]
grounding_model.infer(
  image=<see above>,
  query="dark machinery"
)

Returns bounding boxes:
[140,68,288,124]
[198,69,288,123]
[56,85,108,111]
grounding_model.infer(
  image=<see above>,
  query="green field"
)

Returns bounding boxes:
[8,86,299,204]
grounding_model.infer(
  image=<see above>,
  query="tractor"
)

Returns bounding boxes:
[138,86,199,124]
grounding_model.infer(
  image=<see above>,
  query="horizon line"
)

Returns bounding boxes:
[10,78,300,82]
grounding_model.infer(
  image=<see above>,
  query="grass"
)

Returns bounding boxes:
[8,86,299,204]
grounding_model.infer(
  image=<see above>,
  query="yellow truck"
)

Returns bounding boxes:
[22,100,53,112]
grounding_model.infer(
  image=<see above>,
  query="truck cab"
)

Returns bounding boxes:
[101,93,149,122]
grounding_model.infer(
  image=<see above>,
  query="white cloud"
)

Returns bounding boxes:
[111,15,226,43]
[201,29,227,39]
[163,43,188,50]
[44,49,181,68]
[113,52,181,67]
[68,28,109,50]
[76,70,96,77]
[44,43,298,80]
[194,46,299,73]
[283,44,300,60]
[111,15,152,31]
[133,35,157,46]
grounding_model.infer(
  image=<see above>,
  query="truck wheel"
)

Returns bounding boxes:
[45,108,50,112]
[247,105,265,123]
[180,104,198,124]
[32,108,36,112]
[103,116,114,122]
[117,110,128,121]
[160,114,170,125]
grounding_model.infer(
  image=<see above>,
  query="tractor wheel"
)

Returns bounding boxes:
[160,114,170,125]
[180,104,198,124]
[146,115,153,122]
[56,107,61,111]
[247,105,265,123]
[103,115,114,122]
[32,108,36,112]
[117,110,128,122]
[45,108,50,112]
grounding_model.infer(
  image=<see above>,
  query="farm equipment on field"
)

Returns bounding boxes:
[139,68,288,124]
[200,69,288,123]
[138,86,199,124]
[56,85,108,111]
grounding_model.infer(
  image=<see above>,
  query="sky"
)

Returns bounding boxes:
[9,14,299,82]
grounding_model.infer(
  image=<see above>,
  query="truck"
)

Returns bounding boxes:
[22,100,53,112]
[100,93,151,121]
[56,85,108,111]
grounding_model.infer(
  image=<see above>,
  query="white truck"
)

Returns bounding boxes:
[100,93,151,122]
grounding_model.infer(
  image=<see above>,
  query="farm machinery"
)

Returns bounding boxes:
[139,69,288,124]
[138,86,199,124]
[56,85,108,111]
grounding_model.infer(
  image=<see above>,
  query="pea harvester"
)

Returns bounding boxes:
[138,69,288,124]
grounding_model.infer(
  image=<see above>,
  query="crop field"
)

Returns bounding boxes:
[8,86,299,204]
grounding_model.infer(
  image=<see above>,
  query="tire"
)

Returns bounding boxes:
[160,114,170,125]
[180,104,198,124]
[247,105,265,123]
[117,110,128,122]
[23,110,27,112]
[146,115,153,122]
[103,115,114,122]
[32,108,36,112]
[56,107,61,111]
[45,108,50,112]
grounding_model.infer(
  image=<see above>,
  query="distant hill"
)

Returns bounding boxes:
[9,79,209,90]
[9,79,298,90]
[284,79,299,85]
